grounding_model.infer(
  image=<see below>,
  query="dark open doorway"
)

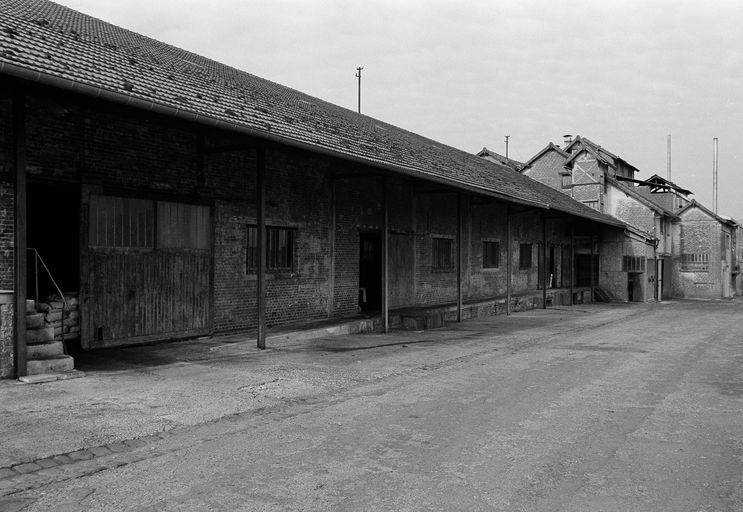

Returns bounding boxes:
[26,181,80,302]
[359,232,381,311]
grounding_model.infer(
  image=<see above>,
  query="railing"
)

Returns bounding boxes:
[27,248,68,310]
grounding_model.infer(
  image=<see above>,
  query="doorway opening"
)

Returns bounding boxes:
[27,182,80,301]
[359,232,381,311]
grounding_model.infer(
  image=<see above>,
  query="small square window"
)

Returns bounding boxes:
[482,241,500,268]
[561,174,572,188]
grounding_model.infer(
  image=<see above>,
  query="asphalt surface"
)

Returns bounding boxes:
[1,299,742,511]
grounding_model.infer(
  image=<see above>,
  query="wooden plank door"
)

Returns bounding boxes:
[81,195,212,349]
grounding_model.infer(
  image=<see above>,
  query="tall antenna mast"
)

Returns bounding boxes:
[667,134,672,180]
[713,137,719,214]
[355,67,363,114]
[504,135,510,159]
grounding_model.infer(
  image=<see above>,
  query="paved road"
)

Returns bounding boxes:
[3,300,743,511]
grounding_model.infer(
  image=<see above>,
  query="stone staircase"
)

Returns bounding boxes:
[25,297,76,376]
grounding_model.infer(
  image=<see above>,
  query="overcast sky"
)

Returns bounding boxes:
[59,0,743,220]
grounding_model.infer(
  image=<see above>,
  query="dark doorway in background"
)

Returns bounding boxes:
[359,232,382,311]
[27,181,81,302]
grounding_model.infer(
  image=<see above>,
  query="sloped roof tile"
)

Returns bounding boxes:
[0,0,622,227]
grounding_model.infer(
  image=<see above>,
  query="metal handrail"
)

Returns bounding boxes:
[26,248,68,310]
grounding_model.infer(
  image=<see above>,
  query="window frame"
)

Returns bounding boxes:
[482,240,500,269]
[431,236,454,271]
[246,224,297,274]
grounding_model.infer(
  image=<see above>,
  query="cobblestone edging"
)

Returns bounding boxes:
[0,433,166,496]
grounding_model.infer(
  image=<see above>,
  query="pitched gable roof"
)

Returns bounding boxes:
[476,147,524,171]
[522,142,569,169]
[0,0,623,228]
[641,174,693,196]
[606,176,677,218]
[678,200,737,226]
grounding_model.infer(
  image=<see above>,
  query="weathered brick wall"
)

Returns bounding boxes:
[523,149,567,193]
[414,191,459,306]
[672,208,722,298]
[211,147,333,332]
[606,184,655,233]
[0,89,15,377]
[600,229,655,301]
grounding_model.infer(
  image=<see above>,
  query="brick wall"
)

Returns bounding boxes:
[523,149,568,193]
[672,208,723,299]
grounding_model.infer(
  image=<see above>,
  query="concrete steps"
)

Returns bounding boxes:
[25,299,76,377]
[26,354,75,375]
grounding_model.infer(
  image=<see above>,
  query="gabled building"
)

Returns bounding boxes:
[673,201,738,299]
[0,0,626,378]
[517,136,667,303]
[476,148,525,172]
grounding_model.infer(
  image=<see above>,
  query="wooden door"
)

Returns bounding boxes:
[82,195,212,349]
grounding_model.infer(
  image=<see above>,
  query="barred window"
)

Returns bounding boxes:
[247,225,296,273]
[519,243,532,269]
[561,174,572,188]
[681,253,709,272]
[623,255,646,272]
[432,237,454,270]
[482,241,500,268]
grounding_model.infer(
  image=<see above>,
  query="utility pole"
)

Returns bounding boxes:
[504,135,510,159]
[713,137,719,214]
[355,66,363,114]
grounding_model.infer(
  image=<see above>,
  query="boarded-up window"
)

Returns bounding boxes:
[623,255,646,272]
[482,241,500,268]
[247,225,296,273]
[89,195,208,250]
[156,201,209,250]
[89,195,154,248]
[432,237,453,270]
[681,253,709,272]
[519,243,532,269]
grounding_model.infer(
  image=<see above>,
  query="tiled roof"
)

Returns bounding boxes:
[606,176,677,218]
[476,148,525,171]
[0,0,622,226]
[522,142,569,169]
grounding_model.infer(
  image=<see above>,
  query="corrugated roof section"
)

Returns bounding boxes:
[0,0,622,227]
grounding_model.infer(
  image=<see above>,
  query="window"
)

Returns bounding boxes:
[247,225,296,273]
[482,241,500,268]
[583,200,599,210]
[432,237,454,270]
[622,255,646,273]
[561,174,572,188]
[681,253,709,272]
[89,195,208,250]
[519,243,532,269]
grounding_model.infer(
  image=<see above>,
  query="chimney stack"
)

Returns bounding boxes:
[563,134,573,147]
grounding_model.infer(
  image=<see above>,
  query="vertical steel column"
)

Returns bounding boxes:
[256,146,266,349]
[542,212,547,309]
[382,177,389,333]
[590,235,595,303]
[328,176,336,318]
[13,89,27,377]
[569,229,575,304]
[456,192,462,322]
[506,205,512,316]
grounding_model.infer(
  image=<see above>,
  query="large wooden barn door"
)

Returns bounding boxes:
[81,195,211,349]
